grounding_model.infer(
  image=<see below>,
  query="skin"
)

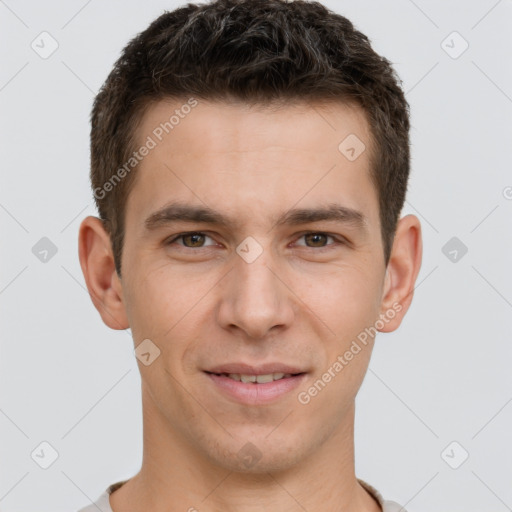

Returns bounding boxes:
[79,98,422,512]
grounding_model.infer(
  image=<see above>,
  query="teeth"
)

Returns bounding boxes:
[225,372,292,383]
[256,374,273,384]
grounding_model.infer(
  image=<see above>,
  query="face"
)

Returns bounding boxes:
[83,98,420,474]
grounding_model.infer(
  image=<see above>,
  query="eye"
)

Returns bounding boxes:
[166,232,217,248]
[165,231,345,251]
[294,232,342,249]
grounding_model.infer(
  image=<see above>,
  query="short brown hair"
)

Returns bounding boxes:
[90,0,410,277]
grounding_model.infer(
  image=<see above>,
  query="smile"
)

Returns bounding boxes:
[204,371,307,404]
[213,372,293,383]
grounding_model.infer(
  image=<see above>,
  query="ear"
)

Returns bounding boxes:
[378,214,422,332]
[78,216,129,330]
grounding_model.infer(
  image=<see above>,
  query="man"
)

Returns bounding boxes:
[77,0,422,510]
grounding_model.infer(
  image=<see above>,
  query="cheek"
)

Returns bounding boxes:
[297,274,380,416]
[121,263,180,341]
[292,260,383,339]
[124,265,215,365]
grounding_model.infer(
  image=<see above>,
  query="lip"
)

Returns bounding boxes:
[204,364,308,405]
[205,362,305,375]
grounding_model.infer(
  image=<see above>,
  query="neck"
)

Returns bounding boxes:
[110,388,381,512]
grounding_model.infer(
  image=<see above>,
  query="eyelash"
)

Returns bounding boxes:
[165,231,346,251]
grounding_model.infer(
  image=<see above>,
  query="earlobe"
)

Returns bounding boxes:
[378,214,422,333]
[78,216,130,330]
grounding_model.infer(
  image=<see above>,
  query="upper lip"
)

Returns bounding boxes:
[205,363,306,375]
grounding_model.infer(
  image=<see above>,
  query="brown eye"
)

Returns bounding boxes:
[167,232,216,248]
[303,233,330,247]
[182,233,206,247]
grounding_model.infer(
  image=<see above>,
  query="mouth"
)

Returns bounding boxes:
[205,371,302,383]
[203,364,307,404]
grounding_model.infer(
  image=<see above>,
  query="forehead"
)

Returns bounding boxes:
[135,97,373,156]
[125,98,378,233]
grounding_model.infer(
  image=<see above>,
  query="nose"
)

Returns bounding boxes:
[216,245,296,340]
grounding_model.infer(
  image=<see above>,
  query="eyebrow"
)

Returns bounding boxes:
[144,201,367,233]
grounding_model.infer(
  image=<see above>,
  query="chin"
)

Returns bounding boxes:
[203,431,311,475]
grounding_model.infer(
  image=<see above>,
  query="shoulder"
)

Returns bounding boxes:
[75,480,129,512]
[357,478,408,512]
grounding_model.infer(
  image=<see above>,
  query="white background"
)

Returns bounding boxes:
[1,0,511,510]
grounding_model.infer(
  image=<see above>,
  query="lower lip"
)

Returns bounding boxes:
[205,372,307,405]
